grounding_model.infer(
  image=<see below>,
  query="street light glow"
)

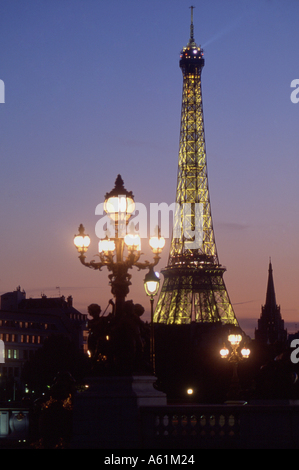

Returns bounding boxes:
[228,334,242,346]
[220,346,229,358]
[149,236,166,253]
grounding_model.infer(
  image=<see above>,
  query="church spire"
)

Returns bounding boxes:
[255,259,287,345]
[265,259,277,310]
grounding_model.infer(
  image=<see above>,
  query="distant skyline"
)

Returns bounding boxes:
[1,1,299,337]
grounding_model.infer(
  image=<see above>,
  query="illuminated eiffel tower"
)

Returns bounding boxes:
[154,8,239,326]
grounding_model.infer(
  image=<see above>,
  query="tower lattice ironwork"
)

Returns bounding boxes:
[154,8,239,326]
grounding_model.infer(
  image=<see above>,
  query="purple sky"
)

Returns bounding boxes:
[0,0,299,337]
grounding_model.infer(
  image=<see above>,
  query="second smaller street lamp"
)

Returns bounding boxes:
[144,268,160,298]
[220,333,251,401]
[220,334,251,363]
[144,267,160,374]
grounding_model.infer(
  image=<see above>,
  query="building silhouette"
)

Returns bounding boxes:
[0,286,88,383]
[255,260,287,344]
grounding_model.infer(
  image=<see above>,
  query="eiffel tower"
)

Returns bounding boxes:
[154,7,239,327]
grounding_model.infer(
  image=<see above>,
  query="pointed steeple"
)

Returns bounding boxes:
[265,258,277,310]
[255,259,287,345]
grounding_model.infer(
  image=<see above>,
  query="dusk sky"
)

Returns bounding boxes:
[0,0,298,337]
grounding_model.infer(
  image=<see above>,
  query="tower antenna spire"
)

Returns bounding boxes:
[189,5,195,43]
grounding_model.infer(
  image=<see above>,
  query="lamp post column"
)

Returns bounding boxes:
[144,267,161,375]
[150,296,155,374]
[110,260,131,317]
[220,334,251,402]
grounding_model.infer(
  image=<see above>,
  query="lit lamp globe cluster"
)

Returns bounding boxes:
[73,175,165,317]
[220,334,251,361]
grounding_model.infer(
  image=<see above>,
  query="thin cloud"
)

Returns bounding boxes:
[218,222,250,231]
[233,299,258,306]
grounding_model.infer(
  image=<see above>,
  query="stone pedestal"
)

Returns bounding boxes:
[71,375,166,449]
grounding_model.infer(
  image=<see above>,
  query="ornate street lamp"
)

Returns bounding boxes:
[144,267,160,373]
[220,333,251,401]
[74,175,165,317]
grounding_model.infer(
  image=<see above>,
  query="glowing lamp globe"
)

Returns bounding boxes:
[104,175,135,222]
[144,269,160,297]
[149,236,166,254]
[98,239,115,253]
[228,334,242,346]
[220,347,229,359]
[124,233,141,251]
[74,225,91,253]
[241,348,251,359]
